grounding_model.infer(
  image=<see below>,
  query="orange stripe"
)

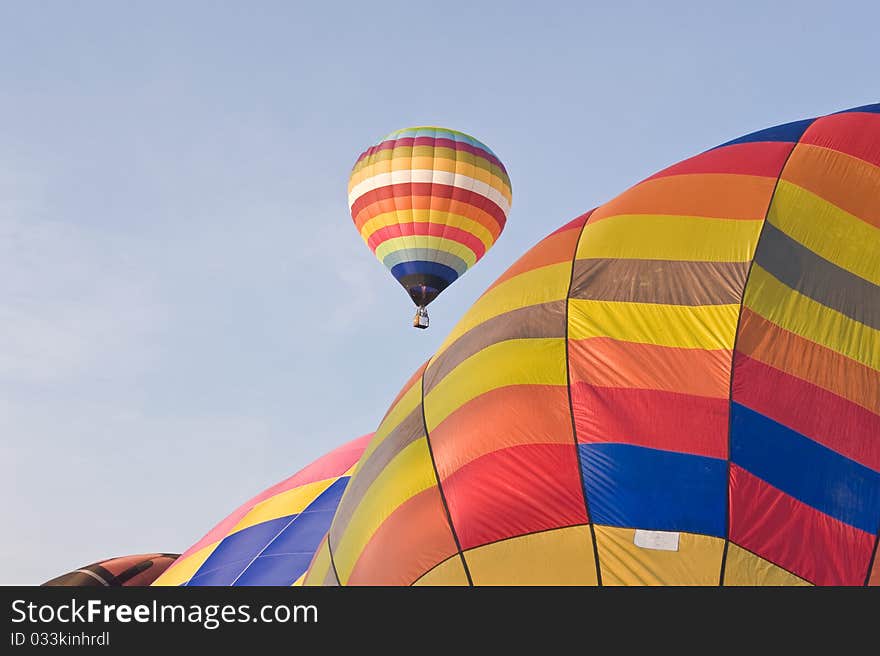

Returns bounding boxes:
[353,195,502,240]
[782,144,880,230]
[736,308,879,414]
[486,222,581,292]
[346,486,459,585]
[569,337,732,399]
[590,174,777,222]
[430,385,573,478]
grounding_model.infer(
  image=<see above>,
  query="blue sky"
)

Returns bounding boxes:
[1,1,876,584]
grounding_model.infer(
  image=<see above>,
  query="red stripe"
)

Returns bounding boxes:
[350,182,507,230]
[732,353,880,470]
[571,383,729,459]
[729,465,875,585]
[800,111,880,168]
[366,222,487,259]
[355,135,508,174]
[442,443,587,551]
[645,141,792,181]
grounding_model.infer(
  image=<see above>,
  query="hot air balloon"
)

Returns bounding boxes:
[304,103,880,586]
[42,553,179,586]
[348,126,512,329]
[152,434,371,586]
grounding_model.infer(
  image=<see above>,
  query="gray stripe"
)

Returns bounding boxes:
[756,221,880,330]
[571,258,749,306]
[329,404,425,547]
[423,301,567,395]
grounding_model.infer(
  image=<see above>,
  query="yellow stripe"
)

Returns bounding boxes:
[425,338,567,431]
[466,525,598,585]
[435,262,572,358]
[412,555,470,586]
[577,214,763,262]
[230,478,338,534]
[768,180,880,285]
[722,543,811,586]
[357,378,422,470]
[359,210,495,252]
[744,265,880,370]
[373,235,477,268]
[596,526,725,585]
[350,154,511,201]
[333,437,435,583]
[301,538,332,586]
[150,544,217,586]
[569,299,740,350]
[290,573,306,586]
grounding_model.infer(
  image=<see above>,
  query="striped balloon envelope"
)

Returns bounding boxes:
[152,434,371,586]
[305,103,880,586]
[42,553,179,587]
[348,126,511,327]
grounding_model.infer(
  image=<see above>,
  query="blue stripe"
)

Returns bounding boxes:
[835,103,880,114]
[714,117,814,148]
[382,249,469,277]
[731,403,880,533]
[186,514,295,585]
[580,443,727,537]
[390,260,459,285]
[187,559,255,586]
[231,554,314,586]
[233,509,335,586]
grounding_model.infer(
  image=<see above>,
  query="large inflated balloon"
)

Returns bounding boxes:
[43,553,179,586]
[305,103,880,586]
[152,435,371,586]
[348,126,511,327]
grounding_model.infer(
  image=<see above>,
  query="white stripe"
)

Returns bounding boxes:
[348,169,510,215]
[74,569,111,586]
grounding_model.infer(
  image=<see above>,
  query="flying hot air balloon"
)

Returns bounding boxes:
[348,126,511,329]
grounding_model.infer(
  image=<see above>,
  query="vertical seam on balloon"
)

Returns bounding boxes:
[564,209,603,586]
[326,533,343,586]
[864,525,880,586]
[420,362,474,585]
[718,128,809,586]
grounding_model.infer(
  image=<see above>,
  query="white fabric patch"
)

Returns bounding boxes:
[633,530,680,552]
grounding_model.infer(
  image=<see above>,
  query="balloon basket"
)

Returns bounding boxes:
[413,306,429,329]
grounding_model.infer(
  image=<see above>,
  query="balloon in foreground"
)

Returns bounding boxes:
[304,103,880,586]
[152,434,371,586]
[42,553,179,587]
[348,126,512,329]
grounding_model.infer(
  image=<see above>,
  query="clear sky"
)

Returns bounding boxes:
[1,0,876,585]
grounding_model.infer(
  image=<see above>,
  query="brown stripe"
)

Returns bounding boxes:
[329,404,425,546]
[322,567,339,586]
[756,221,880,330]
[424,301,567,395]
[571,258,749,305]
[322,541,340,586]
